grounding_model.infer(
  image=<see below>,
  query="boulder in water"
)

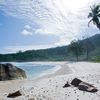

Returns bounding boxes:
[0,63,26,81]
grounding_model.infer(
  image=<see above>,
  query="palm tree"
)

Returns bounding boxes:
[88,4,100,29]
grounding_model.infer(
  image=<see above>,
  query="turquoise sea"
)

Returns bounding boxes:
[9,62,60,79]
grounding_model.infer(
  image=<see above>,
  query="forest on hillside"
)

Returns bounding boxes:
[0,34,100,62]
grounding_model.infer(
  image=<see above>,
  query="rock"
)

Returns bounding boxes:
[78,84,88,91]
[71,78,82,87]
[7,90,22,98]
[78,82,98,92]
[64,78,98,93]
[63,81,70,88]
[0,63,27,81]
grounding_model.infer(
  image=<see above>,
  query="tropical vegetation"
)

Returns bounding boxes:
[0,34,99,62]
[88,4,100,29]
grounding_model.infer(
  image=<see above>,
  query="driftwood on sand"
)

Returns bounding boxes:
[63,78,98,93]
[63,81,70,88]
[7,91,22,98]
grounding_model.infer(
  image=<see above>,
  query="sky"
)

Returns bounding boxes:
[0,0,100,54]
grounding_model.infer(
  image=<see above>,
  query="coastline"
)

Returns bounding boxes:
[0,62,67,93]
[36,62,72,80]
[0,61,100,100]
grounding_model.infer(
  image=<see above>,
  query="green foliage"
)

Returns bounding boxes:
[92,56,100,62]
[82,37,95,60]
[0,34,99,62]
[0,46,68,62]
[88,4,100,29]
[68,40,84,61]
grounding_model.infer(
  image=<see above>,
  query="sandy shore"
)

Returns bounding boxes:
[0,61,100,100]
[36,62,72,80]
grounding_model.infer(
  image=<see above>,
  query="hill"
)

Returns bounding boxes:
[0,34,100,62]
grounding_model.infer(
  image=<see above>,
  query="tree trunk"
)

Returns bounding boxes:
[76,55,78,61]
[86,50,89,61]
[76,48,79,61]
[86,43,89,61]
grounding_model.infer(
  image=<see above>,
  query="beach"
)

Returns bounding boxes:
[0,61,100,100]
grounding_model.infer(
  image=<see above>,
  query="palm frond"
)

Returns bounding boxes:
[96,23,100,29]
[88,19,93,27]
[95,5,100,11]
[90,6,93,12]
[88,4,100,29]
[88,13,92,18]
[97,14,100,17]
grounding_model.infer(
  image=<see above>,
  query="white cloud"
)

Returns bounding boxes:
[21,29,33,36]
[24,25,31,29]
[21,24,33,36]
[55,35,77,46]
[0,0,99,46]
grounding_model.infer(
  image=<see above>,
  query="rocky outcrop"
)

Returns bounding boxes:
[0,63,26,81]
[63,78,98,93]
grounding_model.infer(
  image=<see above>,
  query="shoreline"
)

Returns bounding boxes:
[0,61,100,100]
[8,61,67,79]
[0,62,68,92]
[36,62,72,80]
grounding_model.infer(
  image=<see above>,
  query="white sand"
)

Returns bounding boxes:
[0,61,100,100]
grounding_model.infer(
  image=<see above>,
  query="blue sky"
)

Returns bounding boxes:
[0,0,99,54]
[0,12,57,46]
[0,10,58,53]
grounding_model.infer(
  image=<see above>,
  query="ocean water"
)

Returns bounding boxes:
[9,62,61,79]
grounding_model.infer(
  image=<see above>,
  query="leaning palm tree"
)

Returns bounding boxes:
[88,4,100,29]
